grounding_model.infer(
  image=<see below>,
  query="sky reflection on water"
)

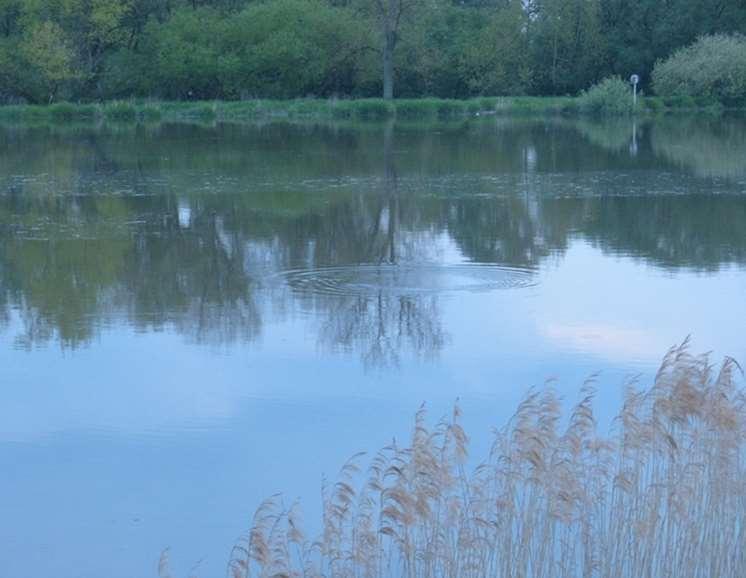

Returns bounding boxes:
[1,116,745,578]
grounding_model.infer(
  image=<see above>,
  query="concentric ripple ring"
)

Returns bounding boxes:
[266,263,537,297]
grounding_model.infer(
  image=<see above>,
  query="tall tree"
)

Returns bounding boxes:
[458,1,530,96]
[600,0,746,85]
[0,0,21,36]
[363,0,422,99]
[530,0,606,94]
[19,20,77,102]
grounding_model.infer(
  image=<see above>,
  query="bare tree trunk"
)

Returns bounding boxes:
[382,0,396,100]
[552,32,558,92]
[383,120,397,263]
[383,40,394,100]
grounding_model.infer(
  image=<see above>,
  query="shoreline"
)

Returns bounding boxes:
[0,96,732,126]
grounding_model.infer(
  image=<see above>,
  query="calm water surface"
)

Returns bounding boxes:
[1,116,745,577]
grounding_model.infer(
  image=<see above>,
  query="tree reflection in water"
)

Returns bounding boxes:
[314,121,447,368]
[1,117,745,366]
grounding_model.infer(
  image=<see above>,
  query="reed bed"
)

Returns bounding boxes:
[216,341,745,578]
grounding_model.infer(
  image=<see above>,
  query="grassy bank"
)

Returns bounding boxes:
[0,96,727,126]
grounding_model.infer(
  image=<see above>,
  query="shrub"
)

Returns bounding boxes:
[495,96,575,115]
[18,105,50,122]
[287,99,330,117]
[578,76,634,115]
[43,102,96,122]
[103,101,137,122]
[436,99,467,118]
[466,99,481,114]
[393,98,469,120]
[662,95,697,109]
[183,102,217,121]
[644,96,665,113]
[220,100,263,120]
[694,95,720,108]
[652,34,746,107]
[497,96,533,113]
[352,99,393,120]
[559,98,580,114]
[478,97,499,112]
[330,100,355,119]
[0,105,49,123]
[394,99,438,119]
[139,104,162,122]
[48,102,78,121]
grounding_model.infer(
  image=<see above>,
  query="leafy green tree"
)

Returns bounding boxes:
[19,0,135,96]
[354,0,424,99]
[391,1,463,97]
[0,40,16,102]
[149,7,228,98]
[19,20,77,102]
[224,0,372,98]
[652,34,746,105]
[392,1,528,98]
[458,1,530,96]
[0,0,21,36]
[0,2,30,102]
[530,0,606,94]
[600,0,746,86]
[1,0,746,102]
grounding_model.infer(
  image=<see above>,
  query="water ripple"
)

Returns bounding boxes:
[267,263,537,297]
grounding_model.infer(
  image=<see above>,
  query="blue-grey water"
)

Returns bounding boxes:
[1,116,745,578]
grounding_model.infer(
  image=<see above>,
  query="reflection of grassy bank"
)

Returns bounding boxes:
[0,96,733,126]
[571,117,637,152]
[651,116,746,179]
[194,342,745,578]
[560,113,746,181]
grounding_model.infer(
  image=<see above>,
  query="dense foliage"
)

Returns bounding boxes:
[0,0,745,103]
[578,76,634,115]
[652,34,746,106]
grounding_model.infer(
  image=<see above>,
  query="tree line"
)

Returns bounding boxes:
[0,0,745,104]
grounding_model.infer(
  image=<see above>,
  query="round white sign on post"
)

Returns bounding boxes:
[630,74,640,108]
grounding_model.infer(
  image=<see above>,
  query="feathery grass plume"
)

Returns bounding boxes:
[158,548,173,578]
[227,342,744,578]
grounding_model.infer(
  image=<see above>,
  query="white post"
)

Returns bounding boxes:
[630,74,640,109]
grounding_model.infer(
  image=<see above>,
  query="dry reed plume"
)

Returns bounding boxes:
[165,340,746,578]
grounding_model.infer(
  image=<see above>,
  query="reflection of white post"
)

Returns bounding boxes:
[630,74,640,108]
[178,198,191,228]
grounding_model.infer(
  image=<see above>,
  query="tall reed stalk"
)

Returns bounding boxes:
[217,341,746,578]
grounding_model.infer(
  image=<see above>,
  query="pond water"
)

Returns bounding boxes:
[1,116,745,578]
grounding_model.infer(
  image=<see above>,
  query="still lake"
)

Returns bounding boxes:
[1,115,745,578]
